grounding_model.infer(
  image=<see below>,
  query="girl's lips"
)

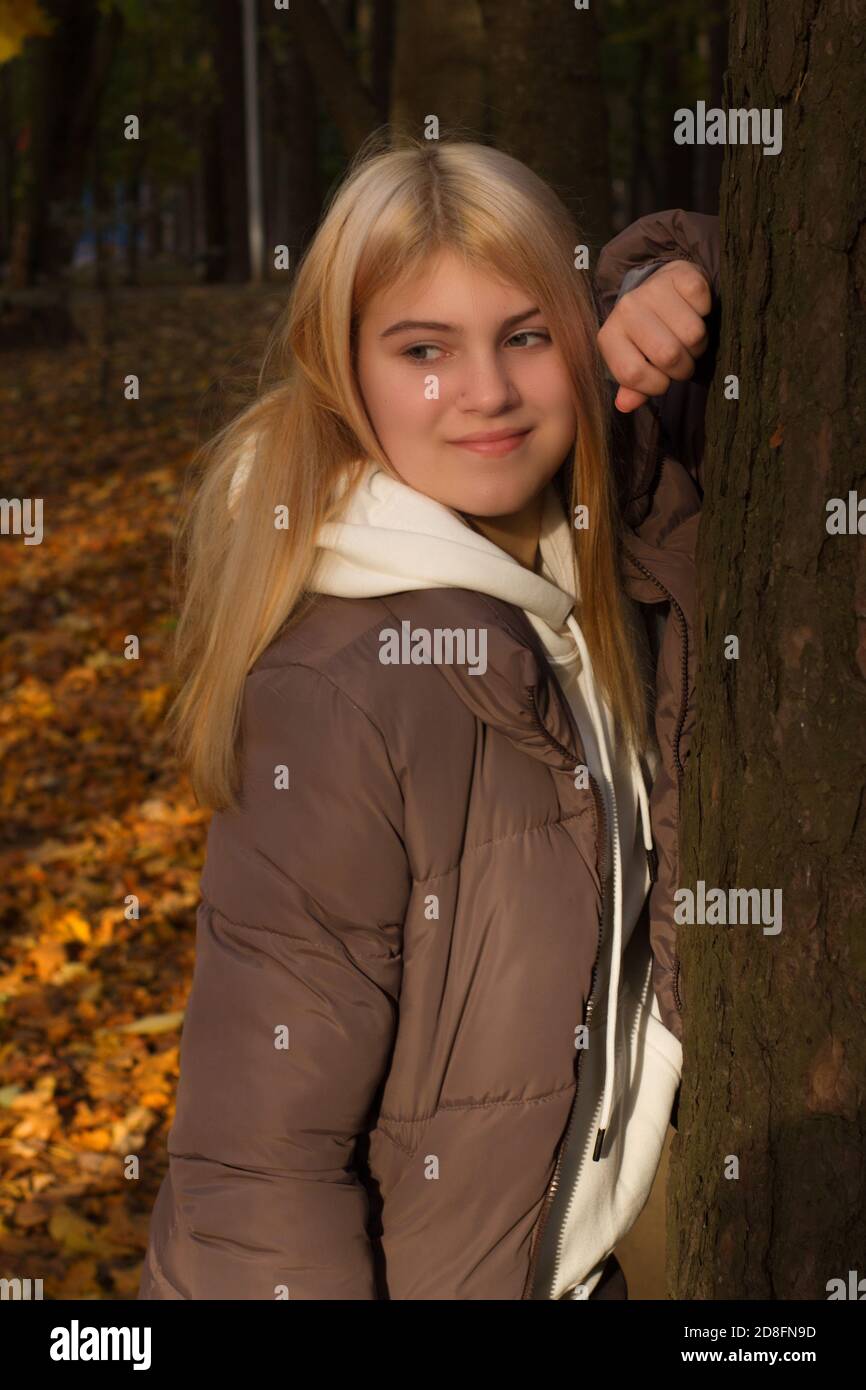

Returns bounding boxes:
[450,428,533,457]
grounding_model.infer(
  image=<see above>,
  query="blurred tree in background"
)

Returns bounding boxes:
[0,0,727,301]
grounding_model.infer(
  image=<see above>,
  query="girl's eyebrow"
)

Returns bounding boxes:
[379,306,542,339]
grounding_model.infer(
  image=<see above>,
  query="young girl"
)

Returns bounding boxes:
[138,134,719,1301]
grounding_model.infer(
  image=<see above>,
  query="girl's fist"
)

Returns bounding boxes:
[597,259,713,413]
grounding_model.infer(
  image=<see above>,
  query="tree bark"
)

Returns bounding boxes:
[660,17,694,210]
[476,0,611,252]
[627,39,653,223]
[123,170,141,285]
[693,4,728,215]
[369,0,395,118]
[274,34,320,262]
[672,0,866,1298]
[212,0,250,281]
[9,0,123,286]
[201,101,227,282]
[0,64,13,265]
[291,0,382,154]
[389,0,485,143]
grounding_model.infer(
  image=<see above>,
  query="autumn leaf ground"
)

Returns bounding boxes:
[0,281,286,1299]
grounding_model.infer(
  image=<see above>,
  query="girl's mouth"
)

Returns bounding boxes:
[449,428,533,457]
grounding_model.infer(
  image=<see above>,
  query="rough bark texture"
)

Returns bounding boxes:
[292,0,382,153]
[670,0,866,1298]
[389,0,486,143]
[476,0,611,251]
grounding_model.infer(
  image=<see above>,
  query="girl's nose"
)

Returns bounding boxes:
[456,352,520,413]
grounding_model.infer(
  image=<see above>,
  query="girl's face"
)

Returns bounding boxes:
[355,248,577,518]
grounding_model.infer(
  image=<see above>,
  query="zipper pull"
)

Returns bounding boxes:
[646,843,658,883]
[592,1126,606,1161]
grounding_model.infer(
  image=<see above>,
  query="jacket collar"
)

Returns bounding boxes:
[375,588,586,777]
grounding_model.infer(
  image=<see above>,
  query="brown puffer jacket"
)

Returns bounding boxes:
[138,209,720,1301]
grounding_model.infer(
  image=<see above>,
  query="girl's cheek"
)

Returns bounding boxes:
[519,360,569,401]
[397,372,450,418]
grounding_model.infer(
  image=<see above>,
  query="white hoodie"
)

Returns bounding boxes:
[229,452,683,1299]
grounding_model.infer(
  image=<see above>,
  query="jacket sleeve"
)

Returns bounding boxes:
[594,208,721,494]
[597,214,722,1062]
[138,665,410,1300]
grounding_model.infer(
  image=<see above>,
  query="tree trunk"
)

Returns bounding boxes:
[672,0,866,1298]
[123,171,141,286]
[10,0,123,286]
[389,0,486,143]
[212,0,250,281]
[201,103,227,282]
[693,5,728,215]
[146,179,165,259]
[627,39,652,224]
[274,34,320,262]
[0,64,13,265]
[369,0,395,118]
[476,0,611,252]
[659,17,694,211]
[291,0,382,154]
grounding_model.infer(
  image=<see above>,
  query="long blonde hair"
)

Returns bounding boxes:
[169,130,649,811]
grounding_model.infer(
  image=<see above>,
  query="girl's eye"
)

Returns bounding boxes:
[401,331,550,364]
[401,344,443,363]
[506,330,551,348]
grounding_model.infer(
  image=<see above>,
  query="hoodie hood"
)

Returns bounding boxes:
[288,458,653,1160]
[311,460,579,658]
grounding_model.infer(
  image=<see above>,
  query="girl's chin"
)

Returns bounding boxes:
[388,448,565,516]
[442,466,560,518]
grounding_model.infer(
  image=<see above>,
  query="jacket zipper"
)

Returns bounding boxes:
[522,539,692,1289]
[520,540,690,1295]
[621,543,689,1013]
[520,688,611,1300]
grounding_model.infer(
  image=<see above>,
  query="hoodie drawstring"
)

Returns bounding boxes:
[565,614,654,1161]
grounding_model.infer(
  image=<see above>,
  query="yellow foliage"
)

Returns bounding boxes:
[0,0,54,64]
[139,684,172,723]
[56,909,93,943]
[49,1205,99,1255]
[76,1127,113,1152]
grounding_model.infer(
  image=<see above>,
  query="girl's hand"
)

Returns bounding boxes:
[597,259,713,413]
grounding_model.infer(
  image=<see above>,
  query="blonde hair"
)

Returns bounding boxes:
[169,130,649,811]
